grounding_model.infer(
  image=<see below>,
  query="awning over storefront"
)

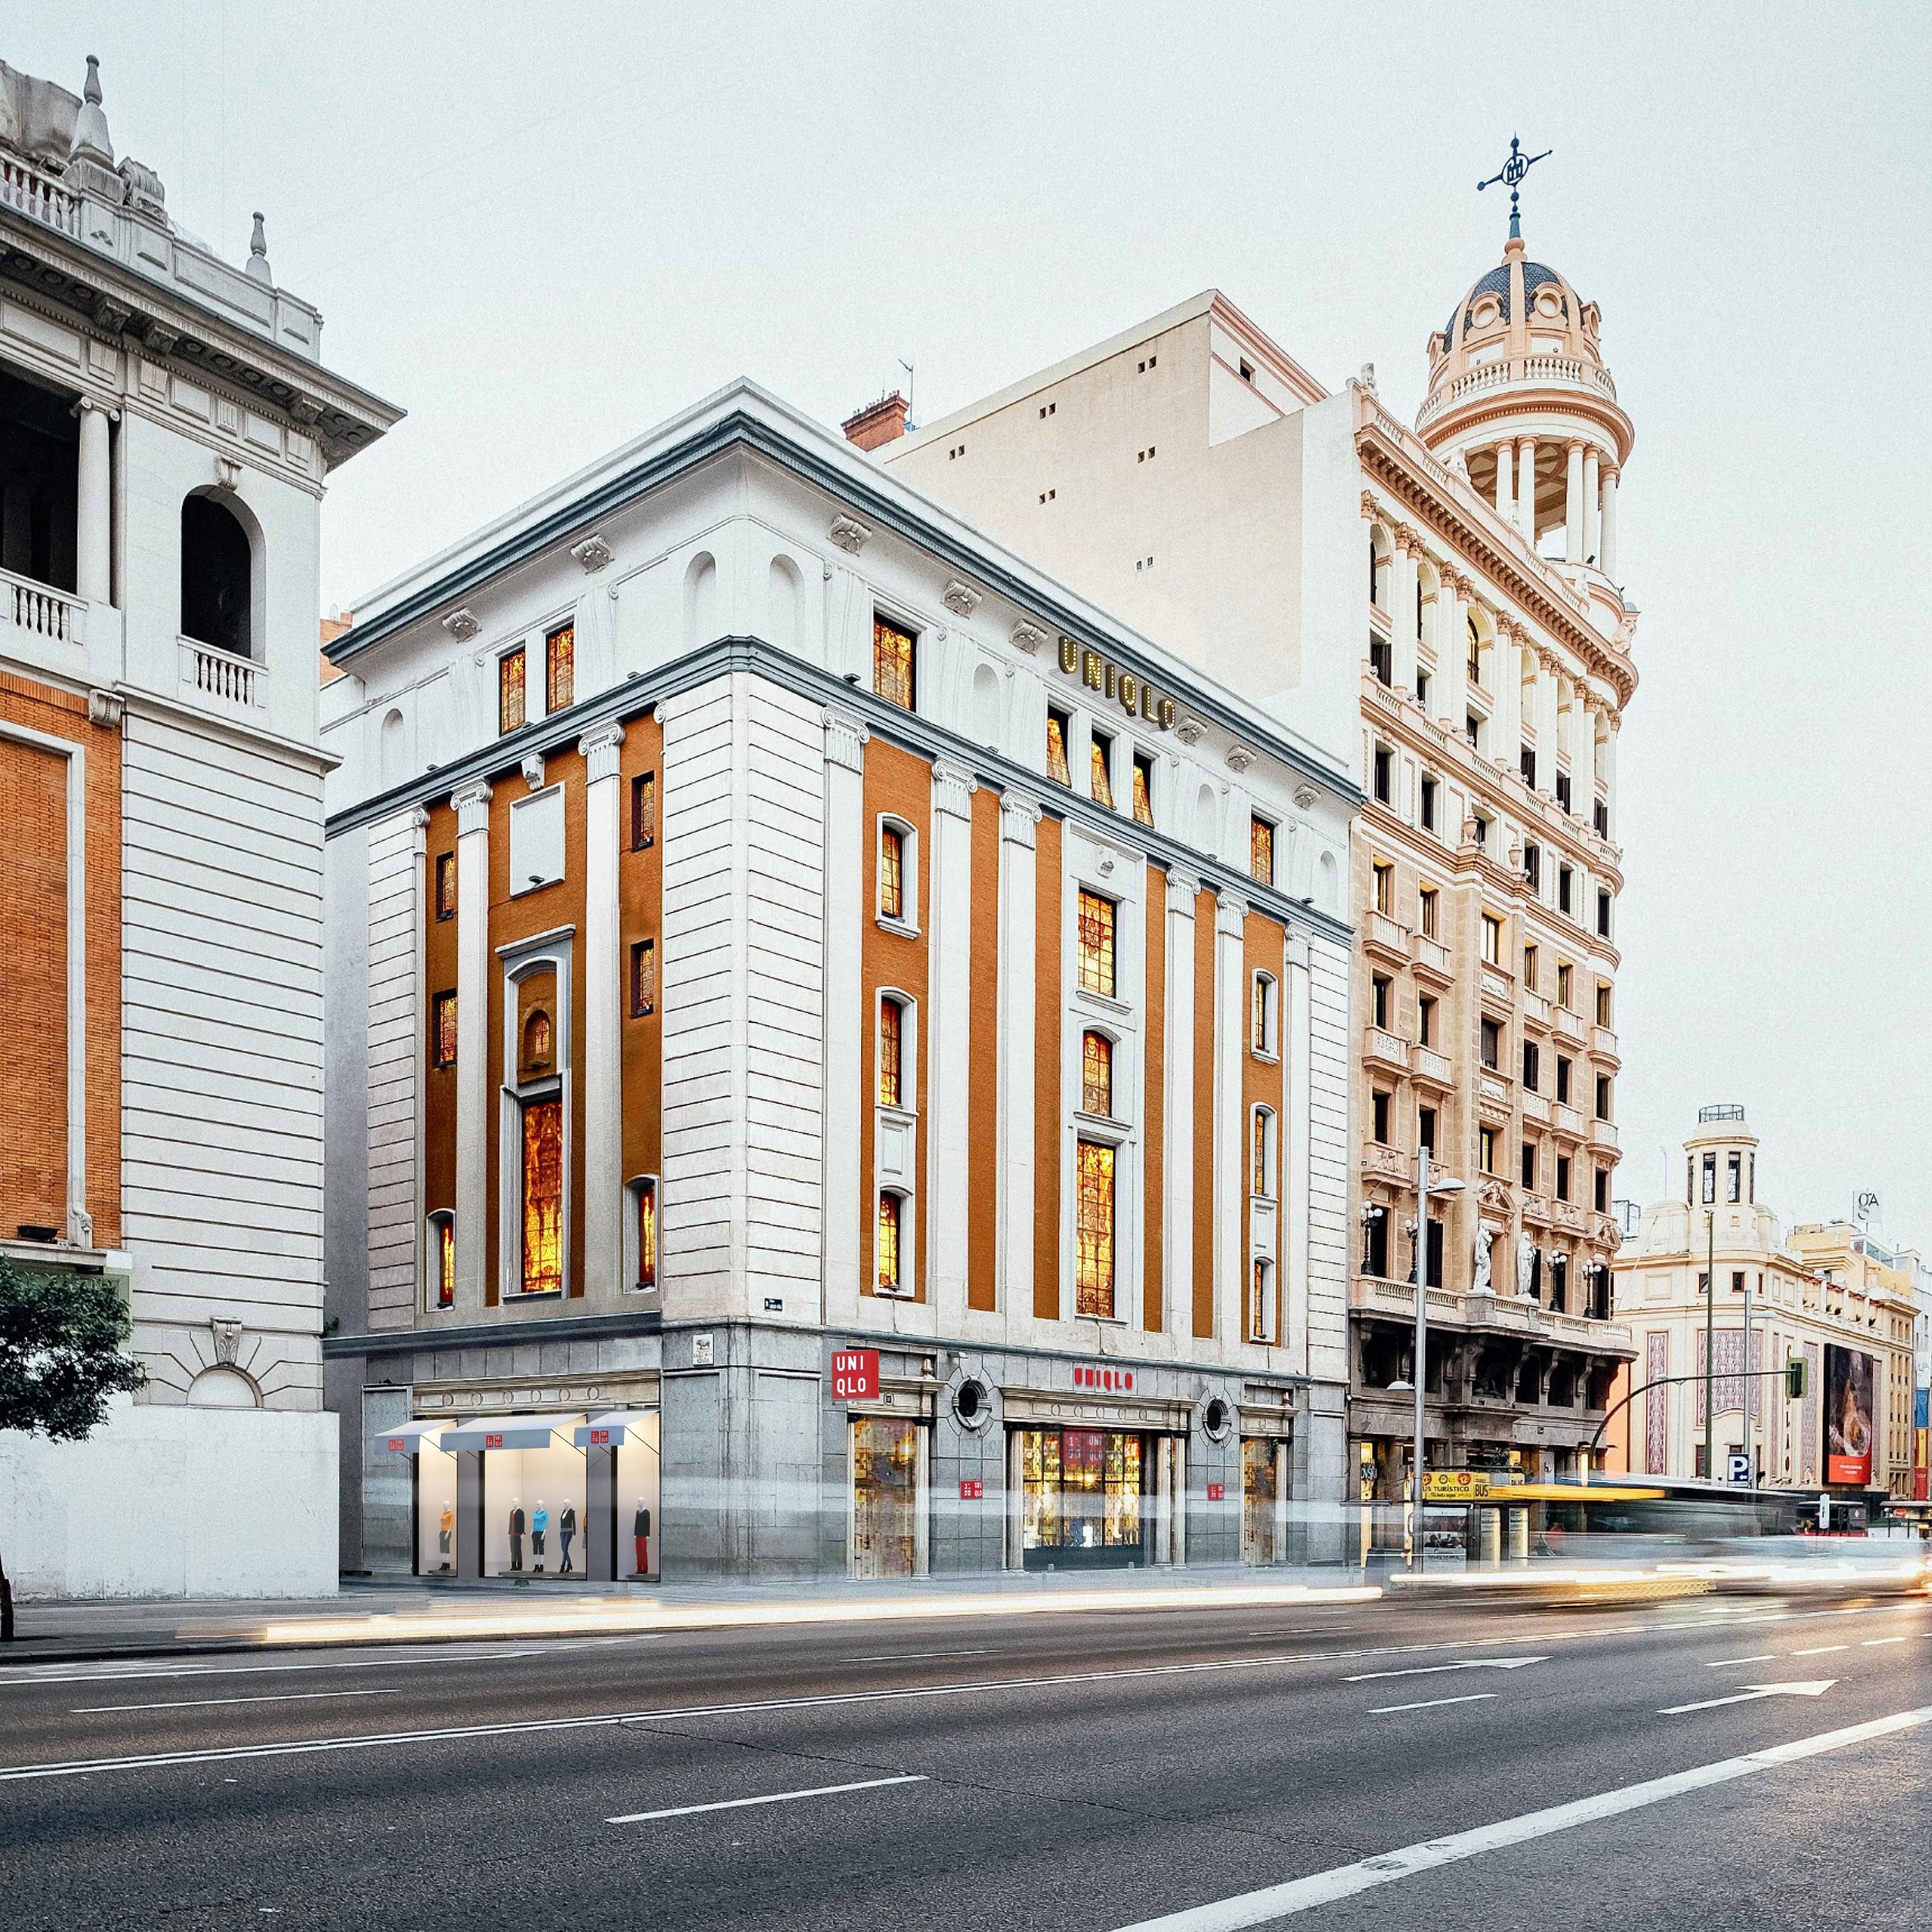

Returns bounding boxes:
[437,1412,585,1451]
[573,1409,659,1447]
[373,1418,454,1455]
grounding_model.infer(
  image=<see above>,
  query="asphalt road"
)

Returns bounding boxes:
[1,1586,1926,1931]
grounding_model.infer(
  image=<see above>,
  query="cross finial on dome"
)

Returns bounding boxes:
[1478,134,1552,242]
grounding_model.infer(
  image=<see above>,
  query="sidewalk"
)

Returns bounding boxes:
[1,1564,1380,1666]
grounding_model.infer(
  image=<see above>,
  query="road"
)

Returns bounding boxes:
[1,1585,1926,1930]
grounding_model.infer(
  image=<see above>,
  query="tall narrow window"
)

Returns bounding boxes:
[1701,1152,1716,1204]
[873,616,916,710]
[1081,1030,1112,1116]
[1090,730,1115,809]
[629,939,656,1017]
[1419,888,1438,939]
[1075,1140,1116,1318]
[1480,1016,1500,1069]
[1596,889,1612,938]
[1558,865,1574,916]
[1251,1108,1275,1198]
[1480,1125,1497,1174]
[879,997,904,1107]
[545,622,574,712]
[635,1179,657,1292]
[1522,1040,1539,1091]
[1417,995,1436,1046]
[1557,962,1572,1008]
[433,1216,454,1309]
[1420,775,1438,833]
[1373,746,1392,804]
[1418,1105,1437,1155]
[1251,973,1278,1055]
[1481,912,1503,965]
[1076,889,1116,998]
[1249,1258,1275,1343]
[630,771,656,850]
[876,1193,902,1291]
[1596,981,1613,1027]
[498,647,526,734]
[1523,943,1538,991]
[434,852,457,921]
[1373,861,1394,913]
[1046,708,1072,786]
[431,990,458,1068]
[879,824,905,921]
[1251,816,1276,885]
[520,1098,563,1294]
[1131,752,1155,829]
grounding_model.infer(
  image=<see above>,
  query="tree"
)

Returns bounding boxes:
[0,1256,145,1641]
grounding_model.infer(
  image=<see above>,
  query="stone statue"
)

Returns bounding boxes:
[1471,1222,1494,1294]
[1516,1232,1536,1300]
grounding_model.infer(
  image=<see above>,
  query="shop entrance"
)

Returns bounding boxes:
[1019,1428,1151,1570]
[851,1416,926,1579]
[1242,1438,1286,1565]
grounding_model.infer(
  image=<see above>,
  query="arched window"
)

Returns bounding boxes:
[181,494,253,656]
[521,1009,553,1078]
[1251,1106,1277,1199]
[879,996,905,1107]
[427,1210,455,1310]
[1081,1030,1113,1117]
[1251,972,1278,1056]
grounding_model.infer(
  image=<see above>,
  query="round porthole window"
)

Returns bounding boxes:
[953,1376,993,1433]
[1201,1396,1233,1443]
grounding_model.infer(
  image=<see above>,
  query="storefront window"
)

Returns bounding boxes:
[1020,1428,1145,1568]
[1243,1438,1280,1565]
[852,1416,922,1578]
[417,1444,459,1575]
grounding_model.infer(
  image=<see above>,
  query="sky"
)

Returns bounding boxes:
[19,2,1932,1245]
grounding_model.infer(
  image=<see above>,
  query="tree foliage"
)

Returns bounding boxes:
[0,1255,145,1441]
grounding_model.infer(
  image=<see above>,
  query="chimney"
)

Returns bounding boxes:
[842,391,909,452]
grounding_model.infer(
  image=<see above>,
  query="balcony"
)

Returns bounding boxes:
[1412,1046,1454,1090]
[1414,353,1619,433]
[1522,990,1551,1028]
[179,637,267,715]
[1521,1090,1550,1126]
[1411,932,1452,984]
[1364,911,1410,963]
[1478,1069,1513,1115]
[1,153,82,238]
[1588,1118,1619,1155]
[1364,1027,1410,1073]
[1360,1142,1409,1186]
[1349,1273,1635,1355]
[1553,1004,1586,1046]
[1593,1025,1619,1061]
[5,566,85,652]
[1554,1103,1583,1141]
[1479,964,1512,1006]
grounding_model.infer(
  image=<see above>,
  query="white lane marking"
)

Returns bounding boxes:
[1792,1645,1849,1656]
[1704,1655,1776,1668]
[1345,1658,1546,1684]
[0,1651,536,1689]
[1862,1637,1907,1648]
[852,1650,1003,1662]
[1107,1704,1932,1930]
[606,1773,926,1825]
[73,1689,404,1715]
[1369,1694,1496,1716]
[1660,1679,1836,1716]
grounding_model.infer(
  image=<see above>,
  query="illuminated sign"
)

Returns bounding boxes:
[959,1479,984,1500]
[831,1348,880,1401]
[1072,1365,1135,1392]
[1057,636,1179,732]
[1423,1470,1494,1501]
[1824,1345,1875,1487]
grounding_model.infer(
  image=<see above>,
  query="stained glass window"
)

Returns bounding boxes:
[636,1178,657,1291]
[630,939,656,1017]
[1090,732,1114,810]
[432,991,458,1068]
[1250,815,1275,885]
[1250,1259,1272,1342]
[1252,972,1276,1055]
[1253,1108,1274,1198]
[1081,1030,1112,1117]
[873,616,916,711]
[520,1097,563,1294]
[631,771,656,849]
[878,997,903,1107]
[877,1191,901,1291]
[1046,710,1071,786]
[435,1217,454,1309]
[879,824,905,921]
[498,647,526,734]
[546,623,574,712]
[1131,753,1154,829]
[521,1009,553,1077]
[1076,889,1115,998]
[435,852,456,921]
[1075,1139,1115,1318]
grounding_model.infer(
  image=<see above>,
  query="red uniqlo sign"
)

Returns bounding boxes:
[959,1479,984,1500]
[587,1428,612,1446]
[1206,1482,1226,1502]
[830,1348,880,1400]
[1073,1365,1134,1392]
[483,1433,504,1450]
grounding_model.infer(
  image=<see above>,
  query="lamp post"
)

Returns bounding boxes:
[1705,1207,1716,1484]
[1408,1146,1466,1571]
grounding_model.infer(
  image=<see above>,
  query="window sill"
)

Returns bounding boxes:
[1250,1048,1281,1066]
[872,1286,917,1302]
[875,916,921,941]
[1073,986,1134,1021]
[507,1289,563,1303]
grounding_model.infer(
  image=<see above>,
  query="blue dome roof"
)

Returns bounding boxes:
[1445,260,1569,344]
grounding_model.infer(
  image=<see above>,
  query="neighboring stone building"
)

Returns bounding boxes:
[1614,1108,1918,1500]
[0,55,398,1594]
[880,221,1639,1503]
[319,379,1358,1581]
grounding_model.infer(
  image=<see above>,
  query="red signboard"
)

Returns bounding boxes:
[587,1428,612,1446]
[959,1479,983,1500]
[1073,1365,1135,1392]
[830,1348,880,1401]
[386,1436,407,1452]
[1206,1482,1226,1502]
[483,1433,504,1450]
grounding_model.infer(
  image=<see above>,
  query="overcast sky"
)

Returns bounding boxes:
[27,2,1932,1248]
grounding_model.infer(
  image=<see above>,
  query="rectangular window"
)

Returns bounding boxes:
[630,771,656,849]
[1701,1152,1717,1204]
[635,1179,657,1292]
[1480,1016,1500,1070]
[1556,1056,1572,1104]
[1081,1029,1112,1117]
[1594,1167,1609,1212]
[1596,981,1613,1027]
[879,998,904,1107]
[877,1192,902,1292]
[1556,1155,1571,1202]
[873,616,916,710]
[1557,962,1572,1008]
[1362,1206,1389,1278]
[1417,995,1435,1047]
[1522,1041,1539,1090]
[1731,1270,1746,1295]
[1090,730,1115,810]
[1075,1140,1116,1318]
[1251,1110,1273,1198]
[1373,861,1394,913]
[498,647,526,734]
[1726,1152,1741,1202]
[1249,1258,1274,1343]
[1555,769,1572,812]
[1076,889,1116,998]
[432,991,458,1068]
[1372,1090,1391,1144]
[1558,865,1574,916]
[1373,745,1393,804]
[879,824,905,921]
[1252,973,1277,1056]
[1419,888,1438,939]
[434,1216,454,1309]
[1480,1125,1497,1174]
[1371,975,1390,1029]
[1597,890,1612,938]
[1046,709,1071,787]
[1596,1073,1612,1120]
[1416,668,1432,708]
[434,852,457,921]
[1420,775,1438,833]
[1250,815,1276,885]
[1471,813,1489,847]
[1481,913,1503,964]
[1522,942,1538,990]
[545,622,574,713]
[1522,1141,1537,1189]
[1369,633,1392,685]
[629,939,656,1018]
[1418,1105,1437,1155]
[1523,842,1541,892]
[520,1097,563,1296]
[1132,752,1155,829]
[1593,798,1609,837]
[1520,745,1537,789]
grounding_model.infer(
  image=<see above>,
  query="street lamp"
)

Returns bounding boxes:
[1407,1146,1466,1572]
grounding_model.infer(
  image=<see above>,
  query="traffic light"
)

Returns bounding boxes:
[1786,1357,1808,1400]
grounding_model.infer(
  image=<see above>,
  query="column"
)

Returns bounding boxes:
[1601,715,1618,840]
[1498,623,1523,764]
[1535,653,1560,796]
[579,722,626,1298]
[1580,699,1601,818]
[1599,467,1619,580]
[1515,436,1537,541]
[1391,536,1418,695]
[997,794,1042,1320]
[75,399,112,605]
[1564,441,1586,562]
[822,711,869,1329]
[927,759,978,1332]
[1162,871,1198,1335]
[1493,440,1514,521]
[1283,933,1312,1378]
[1212,892,1248,1346]
[451,781,493,1313]
[1582,448,1602,567]
[1438,573,1466,732]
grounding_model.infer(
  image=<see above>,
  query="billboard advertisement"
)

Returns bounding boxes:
[1824,1346,1875,1488]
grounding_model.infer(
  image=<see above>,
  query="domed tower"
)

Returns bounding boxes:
[1415,209,1634,619]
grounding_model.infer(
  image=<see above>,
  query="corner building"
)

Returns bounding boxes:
[884,229,1641,1506]
[322,382,1358,1580]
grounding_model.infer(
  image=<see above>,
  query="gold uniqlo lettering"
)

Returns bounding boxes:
[1058,636,1079,674]
[1082,651,1103,690]
[1119,672,1138,711]
[1157,696,1178,730]
[1103,663,1117,701]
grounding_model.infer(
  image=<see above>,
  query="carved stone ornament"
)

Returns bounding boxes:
[211,1317,243,1366]
[570,533,614,573]
[823,709,870,775]
[67,1206,94,1247]
[290,391,324,426]
[1471,1222,1496,1294]
[214,454,242,492]
[942,580,983,618]
[1359,489,1378,521]
[1226,744,1256,775]
[1292,782,1318,810]
[578,721,625,783]
[520,752,546,792]
[87,689,124,729]
[932,759,979,821]
[1175,714,1206,747]
[92,291,133,335]
[443,608,481,643]
[1010,621,1049,655]
[829,514,872,555]
[999,793,1042,848]
[139,316,179,357]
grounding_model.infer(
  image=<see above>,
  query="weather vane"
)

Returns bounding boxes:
[1478,135,1552,241]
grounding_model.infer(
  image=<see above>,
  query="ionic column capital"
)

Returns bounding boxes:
[453,781,493,834]
[932,758,979,821]
[999,791,1043,847]
[822,708,869,775]
[578,720,625,782]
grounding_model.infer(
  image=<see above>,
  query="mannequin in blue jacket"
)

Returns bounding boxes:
[532,1500,548,1572]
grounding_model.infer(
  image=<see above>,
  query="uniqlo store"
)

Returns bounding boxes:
[379,1409,661,1581]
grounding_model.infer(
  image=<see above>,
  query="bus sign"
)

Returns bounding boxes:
[1423,1471,1493,1501]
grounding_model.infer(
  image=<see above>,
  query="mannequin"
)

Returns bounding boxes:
[558,1500,578,1574]
[532,1498,548,1572]
[633,1499,652,1578]
[508,1497,526,1572]
[437,1499,454,1572]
